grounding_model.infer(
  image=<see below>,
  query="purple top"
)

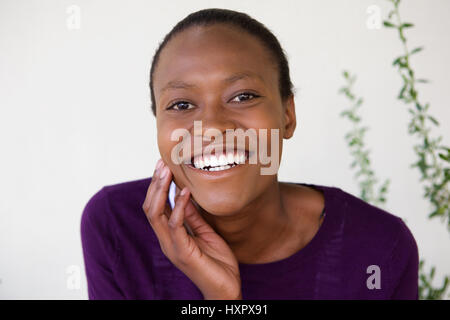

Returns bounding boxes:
[80,177,419,299]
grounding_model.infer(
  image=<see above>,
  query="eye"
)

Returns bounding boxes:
[230,92,260,103]
[167,100,194,111]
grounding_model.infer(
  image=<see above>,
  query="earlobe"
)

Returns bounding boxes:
[283,95,297,139]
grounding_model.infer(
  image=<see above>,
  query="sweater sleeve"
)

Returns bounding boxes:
[80,187,125,299]
[388,218,419,300]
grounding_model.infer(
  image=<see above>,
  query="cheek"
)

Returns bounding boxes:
[156,122,178,164]
[243,102,284,129]
[156,122,190,187]
[156,132,170,158]
[243,110,284,164]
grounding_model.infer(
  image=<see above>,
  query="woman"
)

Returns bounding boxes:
[81,8,419,300]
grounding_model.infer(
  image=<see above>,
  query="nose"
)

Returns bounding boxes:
[195,101,237,138]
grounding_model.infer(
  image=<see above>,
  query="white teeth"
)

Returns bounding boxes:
[194,156,204,169]
[218,154,227,166]
[191,151,248,170]
[198,157,204,169]
[203,156,210,167]
[235,151,246,164]
[239,152,245,164]
[234,153,240,164]
[193,156,202,169]
[208,165,231,172]
[210,155,218,167]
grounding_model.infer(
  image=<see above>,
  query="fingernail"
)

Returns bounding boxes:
[156,159,163,170]
[159,166,169,179]
[180,187,188,196]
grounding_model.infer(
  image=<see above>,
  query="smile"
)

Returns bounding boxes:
[188,150,249,172]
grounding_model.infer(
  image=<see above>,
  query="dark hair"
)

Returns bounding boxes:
[149,8,295,116]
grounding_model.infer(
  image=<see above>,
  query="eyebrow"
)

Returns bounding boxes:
[160,71,265,93]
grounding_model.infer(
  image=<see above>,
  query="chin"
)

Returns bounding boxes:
[192,191,249,216]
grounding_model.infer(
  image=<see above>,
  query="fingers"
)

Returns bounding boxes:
[142,161,205,267]
[142,159,173,250]
[144,160,172,218]
[168,187,191,252]
[172,188,216,237]
[183,198,216,236]
[142,159,163,211]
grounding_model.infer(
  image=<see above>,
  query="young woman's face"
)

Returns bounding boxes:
[153,24,296,215]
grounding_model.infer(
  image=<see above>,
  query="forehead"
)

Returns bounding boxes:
[153,24,278,95]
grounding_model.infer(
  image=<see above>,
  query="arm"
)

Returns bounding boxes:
[389,218,419,300]
[80,187,125,299]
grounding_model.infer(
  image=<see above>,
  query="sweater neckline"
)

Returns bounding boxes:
[238,182,338,277]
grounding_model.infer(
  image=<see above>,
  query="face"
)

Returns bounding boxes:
[153,24,296,215]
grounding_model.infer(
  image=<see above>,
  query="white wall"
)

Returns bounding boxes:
[0,0,449,299]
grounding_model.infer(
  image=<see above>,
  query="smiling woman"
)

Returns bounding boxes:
[80,8,419,300]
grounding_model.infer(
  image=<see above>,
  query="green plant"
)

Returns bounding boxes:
[384,0,450,227]
[383,0,450,300]
[339,70,449,300]
[338,71,390,207]
[419,260,449,300]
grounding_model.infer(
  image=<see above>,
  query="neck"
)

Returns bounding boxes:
[195,179,291,263]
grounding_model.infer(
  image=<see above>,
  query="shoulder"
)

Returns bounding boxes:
[81,177,153,240]
[332,186,417,253]
[329,186,419,298]
[102,177,152,205]
[81,177,151,218]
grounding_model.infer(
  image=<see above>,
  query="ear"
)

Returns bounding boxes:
[283,94,296,139]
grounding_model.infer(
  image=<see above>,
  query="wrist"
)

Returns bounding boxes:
[203,291,242,300]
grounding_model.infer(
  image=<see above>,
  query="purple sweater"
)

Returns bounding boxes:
[80,178,419,299]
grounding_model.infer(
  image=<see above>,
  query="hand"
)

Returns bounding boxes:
[142,159,242,300]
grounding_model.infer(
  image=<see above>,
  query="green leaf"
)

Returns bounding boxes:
[438,153,449,161]
[392,57,402,66]
[356,98,364,107]
[401,23,414,28]
[430,267,436,279]
[383,21,396,28]
[445,168,450,178]
[429,209,440,218]
[428,115,439,126]
[398,86,406,99]
[392,56,404,66]
[409,88,417,100]
[410,47,424,55]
